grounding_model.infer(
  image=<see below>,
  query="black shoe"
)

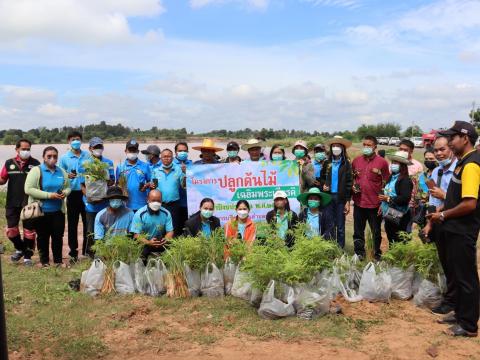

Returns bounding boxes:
[10,251,23,262]
[437,312,456,325]
[444,324,478,337]
[431,303,454,315]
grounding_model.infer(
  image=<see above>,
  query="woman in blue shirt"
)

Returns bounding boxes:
[321,136,353,249]
[266,190,298,247]
[297,188,334,240]
[25,146,71,267]
[183,198,221,237]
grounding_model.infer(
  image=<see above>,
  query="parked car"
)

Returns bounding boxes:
[377,137,390,145]
[388,137,400,146]
[411,137,424,148]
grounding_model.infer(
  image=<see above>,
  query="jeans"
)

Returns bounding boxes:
[66,190,87,258]
[36,211,65,264]
[327,194,346,248]
[353,205,382,259]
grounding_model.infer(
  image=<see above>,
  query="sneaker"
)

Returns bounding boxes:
[10,250,23,262]
[437,312,456,325]
[444,324,478,337]
[431,303,454,315]
[23,259,33,267]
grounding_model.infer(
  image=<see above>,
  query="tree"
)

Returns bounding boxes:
[402,125,423,138]
[470,107,480,128]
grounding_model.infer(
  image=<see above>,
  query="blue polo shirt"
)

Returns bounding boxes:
[306,210,320,237]
[173,158,193,207]
[429,158,458,208]
[116,159,151,211]
[313,161,323,179]
[130,205,173,239]
[94,206,134,240]
[59,149,89,191]
[152,164,185,203]
[148,159,162,174]
[201,221,211,237]
[40,164,66,213]
[331,159,341,194]
[80,156,115,213]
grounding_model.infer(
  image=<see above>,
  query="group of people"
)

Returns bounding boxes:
[1,121,480,337]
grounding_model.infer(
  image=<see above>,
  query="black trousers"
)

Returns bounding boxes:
[36,211,65,264]
[443,229,479,333]
[141,245,166,264]
[163,201,182,237]
[5,207,36,259]
[433,224,456,308]
[384,211,411,243]
[66,190,87,258]
[353,205,383,259]
[84,211,98,257]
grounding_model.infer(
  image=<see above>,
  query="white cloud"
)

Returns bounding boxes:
[0,0,165,45]
[190,0,269,10]
[36,103,79,116]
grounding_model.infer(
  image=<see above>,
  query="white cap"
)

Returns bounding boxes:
[273,190,288,199]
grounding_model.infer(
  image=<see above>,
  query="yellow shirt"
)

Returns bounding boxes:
[461,151,480,199]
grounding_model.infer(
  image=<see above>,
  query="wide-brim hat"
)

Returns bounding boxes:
[192,139,224,152]
[296,188,332,207]
[292,140,309,152]
[241,138,265,151]
[387,151,413,165]
[325,135,352,149]
[104,186,128,200]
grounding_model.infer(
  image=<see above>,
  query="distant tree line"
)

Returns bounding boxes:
[0,120,430,145]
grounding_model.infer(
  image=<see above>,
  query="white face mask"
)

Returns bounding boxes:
[19,150,31,160]
[237,209,249,219]
[148,201,162,212]
[332,146,342,157]
[126,152,138,161]
[92,149,103,157]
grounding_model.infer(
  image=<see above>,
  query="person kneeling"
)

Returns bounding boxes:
[296,188,334,240]
[183,198,221,237]
[130,190,173,262]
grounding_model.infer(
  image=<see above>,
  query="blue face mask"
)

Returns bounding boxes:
[314,152,326,162]
[71,139,81,150]
[227,150,238,158]
[390,164,400,174]
[163,162,173,169]
[438,158,452,168]
[271,153,284,161]
[177,151,188,161]
[109,199,123,209]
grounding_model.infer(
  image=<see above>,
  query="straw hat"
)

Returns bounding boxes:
[296,188,332,207]
[241,138,265,151]
[292,140,309,152]
[192,139,224,152]
[387,151,413,165]
[325,135,352,149]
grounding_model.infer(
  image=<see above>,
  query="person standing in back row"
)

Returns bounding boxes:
[351,135,390,259]
[0,139,40,265]
[428,121,480,337]
[59,131,89,263]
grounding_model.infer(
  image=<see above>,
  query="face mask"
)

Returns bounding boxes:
[362,147,374,156]
[438,158,452,168]
[71,140,81,150]
[109,199,123,209]
[92,149,103,158]
[424,160,437,170]
[45,158,57,167]
[126,152,138,161]
[163,162,173,169]
[294,149,306,159]
[390,164,400,174]
[201,209,213,219]
[148,201,162,212]
[271,153,283,161]
[227,150,238,158]
[237,209,249,219]
[144,154,152,162]
[332,146,342,157]
[177,151,188,161]
[308,200,320,208]
[314,152,326,162]
[19,150,31,160]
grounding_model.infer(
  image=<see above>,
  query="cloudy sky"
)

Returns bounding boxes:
[0,0,479,132]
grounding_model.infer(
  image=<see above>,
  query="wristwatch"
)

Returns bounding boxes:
[439,212,445,222]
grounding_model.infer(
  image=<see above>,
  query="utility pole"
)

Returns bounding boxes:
[0,254,8,360]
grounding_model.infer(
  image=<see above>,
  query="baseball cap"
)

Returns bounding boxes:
[226,141,240,150]
[273,190,288,199]
[89,137,103,148]
[141,145,160,156]
[313,143,326,151]
[439,121,478,139]
[126,139,139,151]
